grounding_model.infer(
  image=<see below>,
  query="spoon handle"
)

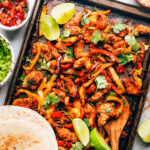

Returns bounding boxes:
[111,131,120,150]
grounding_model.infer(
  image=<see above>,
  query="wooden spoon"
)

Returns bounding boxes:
[104,99,130,150]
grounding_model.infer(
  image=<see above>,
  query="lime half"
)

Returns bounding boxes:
[51,3,75,24]
[41,15,60,41]
[72,118,89,146]
[90,128,111,150]
[138,119,150,143]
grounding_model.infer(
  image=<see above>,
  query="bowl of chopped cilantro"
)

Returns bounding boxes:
[0,34,15,87]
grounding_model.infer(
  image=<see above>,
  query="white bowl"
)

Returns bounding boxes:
[0,34,15,87]
[0,0,36,31]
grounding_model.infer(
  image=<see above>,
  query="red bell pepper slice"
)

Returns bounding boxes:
[51,111,63,119]
[116,65,125,74]
[90,48,119,62]
[61,64,72,69]
[66,142,72,148]
[57,140,65,146]
[86,83,96,94]
[64,123,73,129]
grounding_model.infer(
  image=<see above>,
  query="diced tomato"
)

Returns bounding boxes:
[18,1,26,7]
[1,17,7,25]
[0,0,28,27]
[86,83,97,94]
[116,65,125,74]
[3,0,10,8]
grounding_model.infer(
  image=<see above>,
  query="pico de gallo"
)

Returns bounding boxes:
[0,0,28,27]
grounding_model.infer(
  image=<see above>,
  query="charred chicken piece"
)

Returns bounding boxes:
[13,98,38,109]
[84,103,96,129]
[97,102,121,126]
[22,71,44,90]
[74,40,89,58]
[122,77,141,95]
[64,11,83,27]
[134,25,150,36]
[90,84,111,102]
[64,78,76,98]
[56,127,78,143]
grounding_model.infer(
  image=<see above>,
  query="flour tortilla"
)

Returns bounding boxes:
[0,106,58,150]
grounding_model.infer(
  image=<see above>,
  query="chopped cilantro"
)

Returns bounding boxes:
[0,0,4,3]
[95,75,108,90]
[43,93,60,110]
[94,6,98,11]
[26,56,31,62]
[19,72,26,81]
[118,110,123,114]
[105,108,112,113]
[26,79,34,85]
[38,59,50,71]
[125,35,141,51]
[108,91,116,97]
[64,88,69,93]
[90,30,106,44]
[23,8,28,14]
[64,47,74,59]
[70,142,84,150]
[60,29,70,40]
[117,53,133,65]
[81,12,90,25]
[112,23,126,34]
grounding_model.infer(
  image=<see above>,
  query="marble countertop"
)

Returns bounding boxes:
[0,0,150,150]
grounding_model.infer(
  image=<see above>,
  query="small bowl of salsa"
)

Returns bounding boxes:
[136,0,150,8]
[0,34,15,87]
[0,0,34,31]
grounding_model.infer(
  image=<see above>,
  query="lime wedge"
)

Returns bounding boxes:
[51,3,75,24]
[72,118,89,146]
[90,128,111,150]
[138,119,150,143]
[41,15,60,41]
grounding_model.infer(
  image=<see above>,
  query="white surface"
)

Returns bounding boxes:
[0,0,150,150]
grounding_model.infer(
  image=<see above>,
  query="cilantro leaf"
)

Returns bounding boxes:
[94,6,98,11]
[43,93,60,110]
[38,59,50,71]
[90,30,106,44]
[112,23,126,34]
[83,118,90,128]
[117,53,133,65]
[108,91,116,97]
[61,29,70,40]
[81,12,90,25]
[26,56,31,62]
[19,72,26,81]
[105,108,112,113]
[125,35,141,51]
[64,48,74,59]
[95,75,108,90]
[0,0,4,3]
[70,142,84,150]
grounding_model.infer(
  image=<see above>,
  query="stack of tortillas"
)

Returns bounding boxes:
[0,106,58,150]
